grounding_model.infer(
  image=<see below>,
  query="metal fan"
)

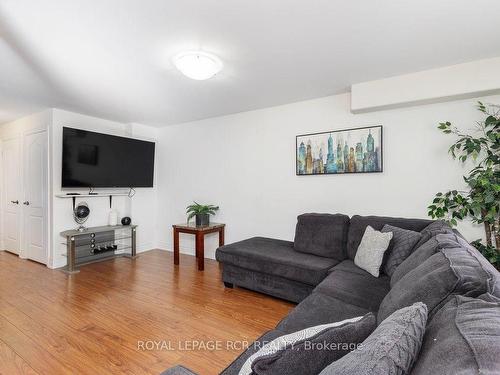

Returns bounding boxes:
[74,202,90,231]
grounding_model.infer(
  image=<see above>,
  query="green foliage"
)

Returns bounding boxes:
[186,202,219,222]
[428,102,500,266]
[471,240,500,269]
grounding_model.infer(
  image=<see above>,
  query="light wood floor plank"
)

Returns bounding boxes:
[0,339,38,375]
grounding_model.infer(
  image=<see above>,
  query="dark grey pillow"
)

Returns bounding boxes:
[319,302,428,375]
[379,238,491,324]
[411,294,500,375]
[247,313,376,375]
[413,220,453,249]
[390,236,441,288]
[294,213,350,260]
[381,224,422,277]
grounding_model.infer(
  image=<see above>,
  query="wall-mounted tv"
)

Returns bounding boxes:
[62,127,155,188]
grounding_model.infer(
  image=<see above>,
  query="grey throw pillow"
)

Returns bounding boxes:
[381,224,422,277]
[319,302,428,375]
[239,314,376,375]
[354,226,393,277]
[411,294,500,375]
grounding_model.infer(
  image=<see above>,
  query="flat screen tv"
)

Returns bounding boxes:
[62,127,155,188]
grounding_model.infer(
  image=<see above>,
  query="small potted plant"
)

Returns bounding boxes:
[186,202,219,227]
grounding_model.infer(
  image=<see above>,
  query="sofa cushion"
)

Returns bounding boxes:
[315,260,390,311]
[294,213,350,260]
[216,237,339,286]
[242,314,376,375]
[276,292,370,333]
[378,236,492,323]
[381,224,422,277]
[390,235,444,288]
[410,294,500,375]
[354,226,393,277]
[320,302,428,375]
[346,215,432,260]
[219,330,284,375]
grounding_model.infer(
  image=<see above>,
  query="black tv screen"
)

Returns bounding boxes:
[62,127,155,188]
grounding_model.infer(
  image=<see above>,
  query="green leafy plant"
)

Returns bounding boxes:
[428,102,500,268]
[186,202,219,222]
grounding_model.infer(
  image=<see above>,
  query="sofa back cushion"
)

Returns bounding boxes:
[346,215,432,260]
[294,213,350,260]
[410,294,500,375]
[378,236,492,323]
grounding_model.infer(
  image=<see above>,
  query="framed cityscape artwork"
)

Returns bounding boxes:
[296,125,383,175]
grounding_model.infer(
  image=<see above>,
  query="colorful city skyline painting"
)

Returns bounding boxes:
[296,125,383,175]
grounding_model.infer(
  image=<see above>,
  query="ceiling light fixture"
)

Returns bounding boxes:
[173,51,223,80]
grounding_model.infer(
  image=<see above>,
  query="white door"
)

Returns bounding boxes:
[23,131,47,264]
[2,138,21,254]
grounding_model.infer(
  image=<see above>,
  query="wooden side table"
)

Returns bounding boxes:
[172,222,225,271]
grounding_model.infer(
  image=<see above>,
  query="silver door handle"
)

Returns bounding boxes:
[23,201,30,205]
[11,200,19,204]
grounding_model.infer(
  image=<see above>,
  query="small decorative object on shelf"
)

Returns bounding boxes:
[121,216,131,226]
[186,202,219,227]
[108,209,118,226]
[74,202,90,231]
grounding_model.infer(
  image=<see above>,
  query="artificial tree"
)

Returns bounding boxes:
[428,102,499,268]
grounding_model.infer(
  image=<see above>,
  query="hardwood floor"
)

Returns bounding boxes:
[0,250,294,375]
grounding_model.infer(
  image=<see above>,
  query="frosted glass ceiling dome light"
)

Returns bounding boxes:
[173,51,223,80]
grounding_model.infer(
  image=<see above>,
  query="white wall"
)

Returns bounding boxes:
[50,109,158,268]
[156,93,498,259]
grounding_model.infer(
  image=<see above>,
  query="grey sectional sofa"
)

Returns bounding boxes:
[165,213,500,374]
[215,213,500,374]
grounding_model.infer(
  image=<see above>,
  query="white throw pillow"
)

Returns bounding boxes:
[354,225,393,277]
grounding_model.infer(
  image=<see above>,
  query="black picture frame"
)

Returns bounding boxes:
[295,125,383,176]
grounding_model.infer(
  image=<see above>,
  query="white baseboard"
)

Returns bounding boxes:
[137,242,155,253]
[50,257,67,270]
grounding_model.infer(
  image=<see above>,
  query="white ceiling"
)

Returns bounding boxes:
[1,0,500,126]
